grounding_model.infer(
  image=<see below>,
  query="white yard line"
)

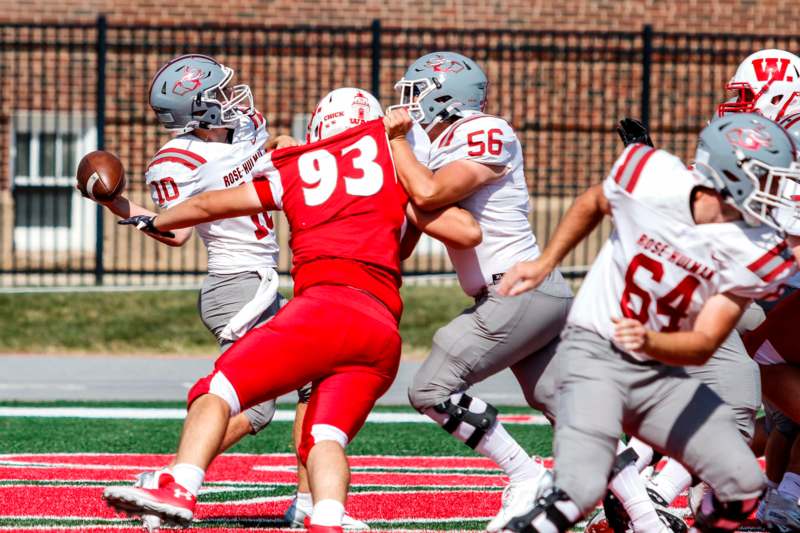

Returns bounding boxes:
[0,407,549,425]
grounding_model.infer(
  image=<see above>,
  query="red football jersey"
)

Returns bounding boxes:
[253,119,407,319]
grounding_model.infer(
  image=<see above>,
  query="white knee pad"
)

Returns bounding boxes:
[209,372,241,416]
[310,424,349,448]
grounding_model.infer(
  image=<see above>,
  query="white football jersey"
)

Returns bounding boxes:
[407,123,432,167]
[146,110,279,274]
[428,111,540,296]
[569,144,797,361]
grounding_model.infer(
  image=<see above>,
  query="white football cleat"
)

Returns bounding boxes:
[763,489,800,532]
[283,495,369,530]
[486,470,553,532]
[284,496,307,528]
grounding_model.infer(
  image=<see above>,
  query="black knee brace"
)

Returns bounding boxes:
[610,447,639,478]
[692,493,762,532]
[504,488,578,533]
[433,394,498,449]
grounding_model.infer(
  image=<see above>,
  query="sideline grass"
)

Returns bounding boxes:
[0,285,471,355]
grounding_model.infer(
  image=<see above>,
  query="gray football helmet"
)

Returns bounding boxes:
[148,54,253,133]
[693,112,800,230]
[391,51,487,132]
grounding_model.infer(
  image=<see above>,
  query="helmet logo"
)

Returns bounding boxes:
[173,66,205,96]
[424,56,465,74]
[725,126,774,151]
[351,91,370,125]
[752,58,793,82]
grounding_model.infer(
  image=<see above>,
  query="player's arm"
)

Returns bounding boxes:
[498,183,611,296]
[142,183,264,233]
[102,194,193,246]
[266,135,300,151]
[405,203,482,250]
[399,222,423,261]
[385,109,503,210]
[613,292,750,366]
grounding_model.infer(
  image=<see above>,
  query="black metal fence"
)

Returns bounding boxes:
[2,18,799,288]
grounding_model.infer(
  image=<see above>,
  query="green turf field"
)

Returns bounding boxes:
[0,285,471,355]
[0,404,552,456]
[0,402,763,531]
[0,402,554,531]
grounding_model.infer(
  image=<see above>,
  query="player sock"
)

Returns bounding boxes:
[627,438,654,472]
[777,472,800,501]
[311,499,345,526]
[610,462,667,533]
[171,463,205,496]
[648,458,693,504]
[476,421,545,483]
[296,491,314,513]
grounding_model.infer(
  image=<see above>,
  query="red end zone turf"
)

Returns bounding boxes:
[0,454,767,531]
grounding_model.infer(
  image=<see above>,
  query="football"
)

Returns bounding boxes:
[76,150,126,202]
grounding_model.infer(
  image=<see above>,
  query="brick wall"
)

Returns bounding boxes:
[1,1,797,283]
[0,0,793,34]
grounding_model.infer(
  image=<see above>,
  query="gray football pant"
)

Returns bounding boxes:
[407,269,572,415]
[200,271,302,434]
[685,303,765,442]
[553,325,764,515]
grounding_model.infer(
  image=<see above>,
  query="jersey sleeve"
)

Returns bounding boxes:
[602,144,658,202]
[602,145,698,224]
[144,161,197,210]
[406,123,431,167]
[251,158,284,211]
[717,228,797,300]
[434,115,516,168]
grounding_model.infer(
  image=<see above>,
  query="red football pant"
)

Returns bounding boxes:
[188,284,401,463]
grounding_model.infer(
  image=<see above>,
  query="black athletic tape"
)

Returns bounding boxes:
[609,447,639,478]
[650,450,663,467]
[544,504,572,532]
[504,489,576,533]
[434,401,463,433]
[457,394,473,409]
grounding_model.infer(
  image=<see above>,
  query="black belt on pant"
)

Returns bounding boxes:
[474,272,505,301]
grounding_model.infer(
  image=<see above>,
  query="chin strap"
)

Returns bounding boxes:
[423,103,464,133]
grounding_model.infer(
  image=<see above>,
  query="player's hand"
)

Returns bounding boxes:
[611,317,648,352]
[384,108,413,140]
[266,135,300,151]
[497,259,554,297]
[616,118,653,148]
[119,215,175,238]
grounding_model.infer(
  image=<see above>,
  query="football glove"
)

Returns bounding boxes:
[118,215,175,238]
[616,117,654,148]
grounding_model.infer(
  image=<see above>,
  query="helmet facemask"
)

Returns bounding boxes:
[718,82,761,117]
[389,77,439,128]
[199,65,254,129]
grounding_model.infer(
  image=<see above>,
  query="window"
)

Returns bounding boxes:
[12,113,97,251]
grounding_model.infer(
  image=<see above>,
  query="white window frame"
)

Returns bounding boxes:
[11,112,97,252]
